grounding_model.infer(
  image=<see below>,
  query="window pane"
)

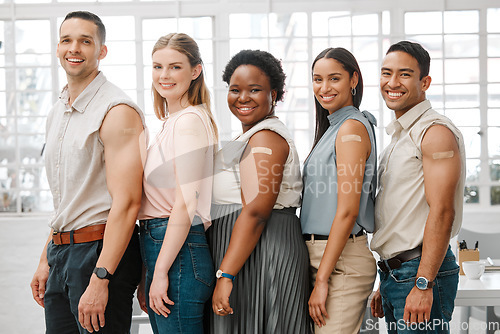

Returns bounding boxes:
[269,38,308,61]
[352,14,378,36]
[0,92,6,116]
[103,41,136,65]
[405,12,442,34]
[15,20,51,53]
[143,19,177,40]
[0,191,17,212]
[445,35,479,57]
[100,65,137,90]
[280,87,309,110]
[359,61,380,86]
[20,190,53,212]
[488,35,500,57]
[488,109,500,126]
[311,11,350,37]
[445,108,480,126]
[444,11,479,33]
[353,37,378,61]
[459,127,481,158]
[488,127,500,156]
[19,135,45,164]
[17,91,52,116]
[445,84,479,108]
[102,16,134,40]
[0,134,16,164]
[444,59,478,83]
[491,186,500,205]
[0,68,4,90]
[429,59,443,84]
[488,8,500,33]
[17,116,46,134]
[427,85,444,109]
[488,58,500,83]
[179,17,213,39]
[465,186,479,204]
[361,86,380,113]
[269,13,307,37]
[490,160,500,181]
[282,62,308,86]
[466,159,480,182]
[16,68,52,90]
[17,54,52,66]
[230,39,268,55]
[489,84,500,107]
[229,14,268,38]
[406,35,443,58]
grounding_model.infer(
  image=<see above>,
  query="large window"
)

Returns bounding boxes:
[0,1,499,214]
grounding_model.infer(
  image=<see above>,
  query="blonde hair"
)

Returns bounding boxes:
[151,33,218,142]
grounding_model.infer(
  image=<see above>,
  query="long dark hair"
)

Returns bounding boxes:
[309,47,363,154]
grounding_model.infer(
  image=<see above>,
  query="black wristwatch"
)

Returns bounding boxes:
[93,267,113,280]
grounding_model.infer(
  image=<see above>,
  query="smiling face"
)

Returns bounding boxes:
[57,18,106,84]
[152,46,201,114]
[227,64,277,132]
[312,58,357,114]
[380,51,431,118]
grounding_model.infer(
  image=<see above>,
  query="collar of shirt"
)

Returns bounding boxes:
[385,99,432,136]
[58,71,107,114]
[327,105,358,126]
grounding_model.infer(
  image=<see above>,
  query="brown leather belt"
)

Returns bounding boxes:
[303,230,365,241]
[52,224,105,245]
[377,245,422,272]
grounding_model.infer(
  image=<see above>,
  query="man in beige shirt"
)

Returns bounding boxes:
[370,41,465,333]
[30,11,146,333]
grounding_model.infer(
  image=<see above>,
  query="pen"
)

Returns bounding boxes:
[487,257,494,266]
[474,241,478,250]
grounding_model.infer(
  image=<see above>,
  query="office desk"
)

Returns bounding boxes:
[455,272,500,307]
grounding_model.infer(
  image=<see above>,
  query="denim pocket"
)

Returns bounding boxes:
[389,258,419,283]
[188,243,215,287]
[148,221,168,243]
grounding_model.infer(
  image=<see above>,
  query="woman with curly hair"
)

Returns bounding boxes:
[206,49,312,333]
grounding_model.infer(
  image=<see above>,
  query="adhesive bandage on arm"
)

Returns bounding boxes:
[251,147,273,155]
[432,151,455,160]
[341,134,362,143]
[122,128,137,135]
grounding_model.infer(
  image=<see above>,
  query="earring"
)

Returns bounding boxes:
[272,100,277,107]
[351,87,356,96]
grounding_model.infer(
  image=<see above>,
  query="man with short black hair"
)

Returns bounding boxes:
[370,40,465,333]
[30,11,146,333]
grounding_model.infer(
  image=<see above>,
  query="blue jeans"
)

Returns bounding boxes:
[45,229,142,334]
[379,246,459,334]
[139,217,215,334]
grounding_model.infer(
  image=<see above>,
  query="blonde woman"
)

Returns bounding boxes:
[137,33,218,334]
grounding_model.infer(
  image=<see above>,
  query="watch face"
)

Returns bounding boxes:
[96,267,107,278]
[216,269,222,278]
[416,277,428,290]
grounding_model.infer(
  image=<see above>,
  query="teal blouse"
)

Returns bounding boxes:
[300,106,377,235]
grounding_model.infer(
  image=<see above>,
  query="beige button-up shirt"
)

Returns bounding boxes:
[371,100,465,260]
[45,72,145,232]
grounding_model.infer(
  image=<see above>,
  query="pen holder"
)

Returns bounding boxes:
[458,246,479,275]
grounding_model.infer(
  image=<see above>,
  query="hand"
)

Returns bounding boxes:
[308,280,329,328]
[78,276,109,333]
[212,278,233,316]
[30,261,50,308]
[404,286,433,324]
[148,271,174,318]
[137,275,148,313]
[370,289,384,318]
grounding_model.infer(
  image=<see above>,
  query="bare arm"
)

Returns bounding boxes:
[148,112,211,317]
[78,104,145,333]
[212,130,289,315]
[30,232,53,308]
[403,124,461,324]
[308,119,372,327]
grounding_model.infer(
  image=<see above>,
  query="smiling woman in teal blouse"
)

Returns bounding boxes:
[300,47,377,334]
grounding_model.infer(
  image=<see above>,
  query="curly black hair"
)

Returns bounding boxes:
[222,50,286,102]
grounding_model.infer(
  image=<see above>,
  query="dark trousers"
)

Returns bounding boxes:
[44,229,142,334]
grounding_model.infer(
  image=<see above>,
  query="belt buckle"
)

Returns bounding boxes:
[52,231,62,244]
[387,258,402,270]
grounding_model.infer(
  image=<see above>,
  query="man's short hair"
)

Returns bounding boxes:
[387,41,430,79]
[61,11,106,45]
